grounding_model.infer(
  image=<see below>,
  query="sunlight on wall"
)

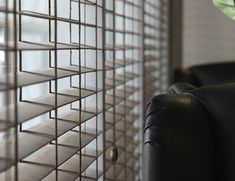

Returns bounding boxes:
[183,0,235,67]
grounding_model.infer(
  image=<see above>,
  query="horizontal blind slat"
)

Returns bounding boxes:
[0,66,96,91]
[0,88,96,124]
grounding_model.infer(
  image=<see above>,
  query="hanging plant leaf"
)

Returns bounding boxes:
[213,0,235,20]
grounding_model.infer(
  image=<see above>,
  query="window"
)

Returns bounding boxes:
[0,0,168,180]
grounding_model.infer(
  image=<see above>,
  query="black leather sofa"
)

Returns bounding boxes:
[144,82,235,181]
[172,62,235,87]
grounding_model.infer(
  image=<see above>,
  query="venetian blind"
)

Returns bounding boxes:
[0,0,168,180]
[143,0,169,107]
[0,0,105,180]
[103,0,142,180]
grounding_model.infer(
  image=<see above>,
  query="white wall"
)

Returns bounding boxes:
[183,0,235,67]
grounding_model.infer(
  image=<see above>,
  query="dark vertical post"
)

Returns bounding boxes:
[169,0,183,81]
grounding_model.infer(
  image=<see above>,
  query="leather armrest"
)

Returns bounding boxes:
[144,94,215,181]
[169,83,196,94]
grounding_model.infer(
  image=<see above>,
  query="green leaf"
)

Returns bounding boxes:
[213,0,235,20]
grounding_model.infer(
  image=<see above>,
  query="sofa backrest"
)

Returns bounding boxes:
[188,83,235,181]
[172,62,235,86]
